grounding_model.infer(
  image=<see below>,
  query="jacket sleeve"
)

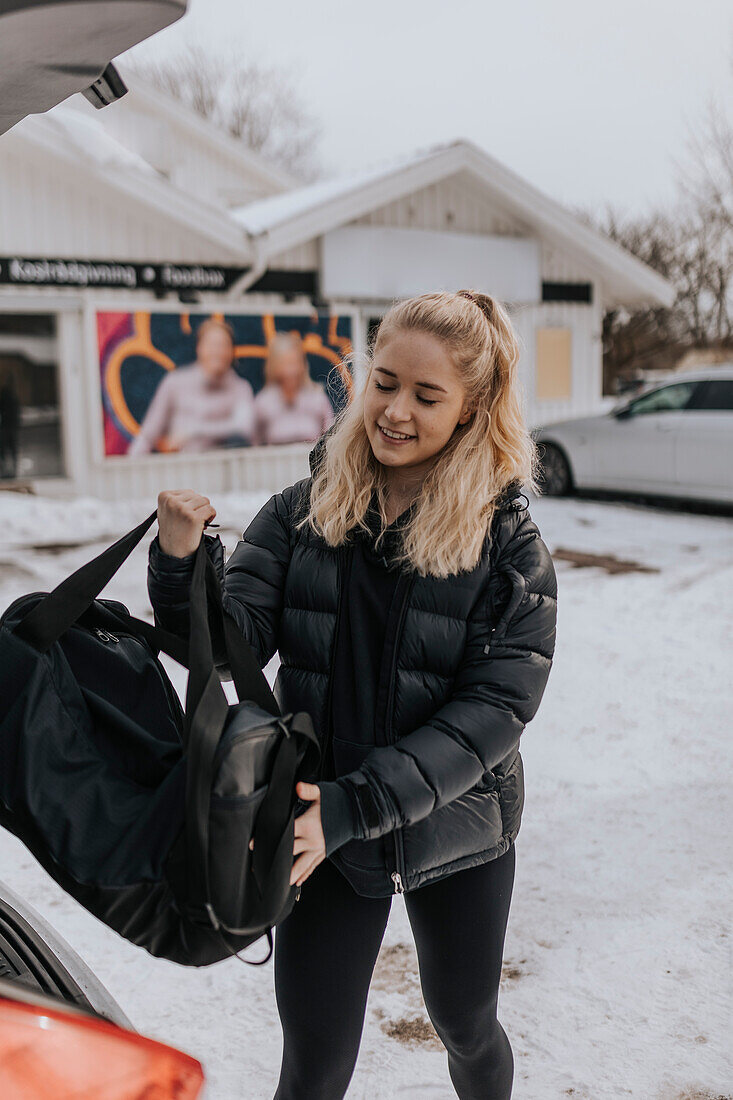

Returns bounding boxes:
[147,481,304,672]
[339,511,558,841]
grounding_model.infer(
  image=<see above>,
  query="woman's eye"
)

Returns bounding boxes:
[374,380,437,406]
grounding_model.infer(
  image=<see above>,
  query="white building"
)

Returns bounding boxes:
[0,77,674,498]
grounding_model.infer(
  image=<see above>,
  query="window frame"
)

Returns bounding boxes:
[621,379,702,418]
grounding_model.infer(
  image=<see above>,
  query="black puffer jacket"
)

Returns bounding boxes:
[147,436,558,897]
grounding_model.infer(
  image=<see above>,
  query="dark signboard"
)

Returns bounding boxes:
[0,256,248,292]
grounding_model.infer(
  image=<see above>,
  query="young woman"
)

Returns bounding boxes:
[148,289,558,1100]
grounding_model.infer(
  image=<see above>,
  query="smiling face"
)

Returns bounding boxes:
[363,329,475,482]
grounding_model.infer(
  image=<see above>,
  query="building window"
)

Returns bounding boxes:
[536,327,572,400]
[541,282,592,303]
[0,312,64,480]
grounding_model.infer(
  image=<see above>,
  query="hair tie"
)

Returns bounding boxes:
[459,291,479,306]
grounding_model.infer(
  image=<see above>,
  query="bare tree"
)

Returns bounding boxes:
[128,43,323,182]
[575,75,733,392]
[577,197,733,393]
[676,79,733,236]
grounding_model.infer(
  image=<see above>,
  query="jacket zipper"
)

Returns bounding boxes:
[303,546,348,907]
[317,546,349,785]
[385,573,415,894]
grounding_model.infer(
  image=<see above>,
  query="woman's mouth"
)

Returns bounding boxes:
[378,424,415,445]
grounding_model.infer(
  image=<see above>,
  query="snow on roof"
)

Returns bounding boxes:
[26,102,159,178]
[11,102,252,257]
[231,142,455,235]
[119,73,297,194]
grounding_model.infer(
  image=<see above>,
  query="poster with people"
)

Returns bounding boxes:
[97,310,354,457]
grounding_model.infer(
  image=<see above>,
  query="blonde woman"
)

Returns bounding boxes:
[251,331,335,446]
[149,290,558,1099]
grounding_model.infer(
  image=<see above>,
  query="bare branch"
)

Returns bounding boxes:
[128,42,323,181]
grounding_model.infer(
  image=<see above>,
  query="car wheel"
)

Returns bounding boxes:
[538,442,572,496]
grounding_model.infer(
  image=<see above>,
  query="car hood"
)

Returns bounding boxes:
[533,413,612,435]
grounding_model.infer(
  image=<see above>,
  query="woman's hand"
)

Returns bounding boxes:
[290,781,326,886]
[247,782,325,887]
[157,489,216,558]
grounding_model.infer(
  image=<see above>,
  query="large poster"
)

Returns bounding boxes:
[97,310,354,457]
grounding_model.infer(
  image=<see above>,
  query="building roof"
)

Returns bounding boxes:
[232,145,435,235]
[232,139,675,308]
[4,85,675,309]
[9,104,255,260]
[117,73,297,196]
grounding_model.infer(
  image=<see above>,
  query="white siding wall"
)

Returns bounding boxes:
[268,239,320,270]
[510,300,603,428]
[352,171,524,236]
[540,242,599,284]
[64,442,315,501]
[0,144,242,262]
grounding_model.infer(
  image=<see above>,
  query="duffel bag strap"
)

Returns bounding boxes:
[197,543,280,719]
[13,509,160,653]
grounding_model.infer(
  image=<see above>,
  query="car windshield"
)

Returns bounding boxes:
[624,380,698,415]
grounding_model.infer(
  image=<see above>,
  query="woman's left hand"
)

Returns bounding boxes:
[289,781,326,886]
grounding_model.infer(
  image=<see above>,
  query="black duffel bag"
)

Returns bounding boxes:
[0,509,320,967]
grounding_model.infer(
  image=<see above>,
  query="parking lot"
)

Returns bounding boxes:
[0,487,731,1099]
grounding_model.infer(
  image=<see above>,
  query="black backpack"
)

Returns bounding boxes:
[0,510,320,967]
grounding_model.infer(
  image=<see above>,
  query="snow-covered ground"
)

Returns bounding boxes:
[0,487,731,1100]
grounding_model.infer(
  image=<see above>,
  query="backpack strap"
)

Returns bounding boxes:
[185,542,322,943]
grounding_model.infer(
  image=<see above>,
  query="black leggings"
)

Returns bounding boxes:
[272,842,516,1100]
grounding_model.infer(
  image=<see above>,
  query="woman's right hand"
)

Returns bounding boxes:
[157,489,217,558]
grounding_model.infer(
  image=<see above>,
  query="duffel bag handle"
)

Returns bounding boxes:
[12,507,276,717]
[13,509,161,653]
[186,538,280,722]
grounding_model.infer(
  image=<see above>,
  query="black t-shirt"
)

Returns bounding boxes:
[325,539,402,777]
[317,494,416,855]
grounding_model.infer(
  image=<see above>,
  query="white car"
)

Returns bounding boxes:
[533,367,733,505]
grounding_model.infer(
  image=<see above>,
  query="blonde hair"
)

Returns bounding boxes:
[264,332,318,389]
[295,289,541,579]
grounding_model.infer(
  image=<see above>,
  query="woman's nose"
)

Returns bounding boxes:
[385,396,412,421]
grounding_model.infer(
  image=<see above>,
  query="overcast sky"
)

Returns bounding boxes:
[122,0,733,220]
